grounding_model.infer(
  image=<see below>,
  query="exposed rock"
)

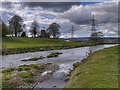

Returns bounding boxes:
[52,85,56,87]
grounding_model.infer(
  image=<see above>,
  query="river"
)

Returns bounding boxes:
[2,44,118,88]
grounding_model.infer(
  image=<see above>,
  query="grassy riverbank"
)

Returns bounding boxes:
[2,37,93,55]
[2,37,119,55]
[3,37,89,48]
[65,45,119,88]
[2,63,59,88]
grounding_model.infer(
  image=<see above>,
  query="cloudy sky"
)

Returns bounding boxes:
[1,0,118,38]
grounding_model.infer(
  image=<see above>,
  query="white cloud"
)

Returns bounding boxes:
[1,1,118,38]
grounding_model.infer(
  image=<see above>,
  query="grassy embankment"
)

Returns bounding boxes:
[3,37,89,48]
[2,37,93,55]
[2,37,119,55]
[65,45,119,88]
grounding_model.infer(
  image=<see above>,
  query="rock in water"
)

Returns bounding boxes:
[52,85,56,87]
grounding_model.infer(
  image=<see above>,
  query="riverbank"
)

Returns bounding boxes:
[65,45,119,88]
[2,37,94,55]
[3,43,119,55]
[2,37,119,55]
[3,37,91,48]
[2,63,59,89]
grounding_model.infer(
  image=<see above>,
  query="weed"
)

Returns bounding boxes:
[23,67,30,71]
[23,78,34,83]
[2,68,15,73]
[18,72,30,78]
[17,68,23,72]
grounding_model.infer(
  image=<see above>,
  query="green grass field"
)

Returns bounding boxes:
[65,45,119,88]
[2,37,90,49]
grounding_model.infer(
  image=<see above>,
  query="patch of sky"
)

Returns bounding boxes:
[41,15,54,19]
[27,12,32,15]
[81,2,101,5]
[44,8,52,12]
[81,0,113,5]
[34,15,37,16]
[81,0,112,3]
[14,2,22,5]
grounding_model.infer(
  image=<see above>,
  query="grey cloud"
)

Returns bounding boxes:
[2,2,13,9]
[1,11,15,25]
[23,2,81,12]
[1,1,118,37]
[60,2,118,25]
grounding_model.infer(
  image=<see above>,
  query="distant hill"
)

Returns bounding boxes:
[59,37,119,42]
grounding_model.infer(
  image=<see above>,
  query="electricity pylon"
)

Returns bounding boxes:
[91,14,97,33]
[71,25,75,39]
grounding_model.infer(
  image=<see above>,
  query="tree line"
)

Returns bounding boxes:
[1,15,60,38]
[1,15,104,44]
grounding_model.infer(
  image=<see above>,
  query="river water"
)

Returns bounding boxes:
[2,44,118,88]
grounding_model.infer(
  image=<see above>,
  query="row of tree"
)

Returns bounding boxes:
[1,15,60,38]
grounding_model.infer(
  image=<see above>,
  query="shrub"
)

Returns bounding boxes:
[18,72,30,78]
[47,52,62,58]
[38,63,46,70]
[2,80,13,88]
[47,52,58,58]
[2,68,15,73]
[23,78,34,83]
[19,64,28,67]
[21,56,45,61]
[2,45,8,55]
[4,75,17,80]
[17,68,23,72]
[30,64,38,69]
[21,31,26,37]
[38,56,45,59]
[21,59,29,61]
[73,62,81,69]
[30,58,38,61]
[56,52,62,54]
[4,77,12,80]
[23,67,30,71]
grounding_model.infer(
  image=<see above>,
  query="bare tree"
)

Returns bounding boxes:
[30,21,39,37]
[90,31,104,44]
